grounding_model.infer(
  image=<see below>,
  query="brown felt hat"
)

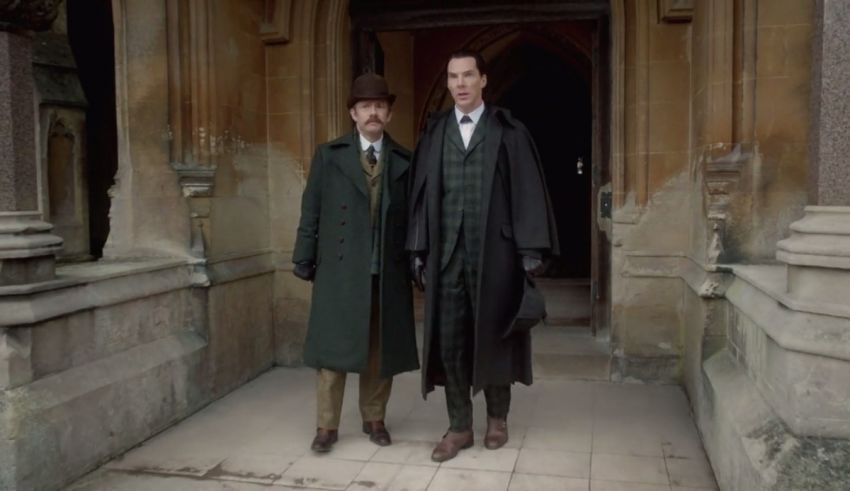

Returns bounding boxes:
[347,73,396,108]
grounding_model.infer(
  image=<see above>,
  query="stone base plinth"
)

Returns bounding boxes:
[776,206,850,305]
[0,213,62,286]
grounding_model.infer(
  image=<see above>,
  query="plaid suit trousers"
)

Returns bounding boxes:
[437,231,510,432]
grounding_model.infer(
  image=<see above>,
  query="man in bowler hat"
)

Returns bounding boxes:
[292,73,419,453]
[407,51,559,462]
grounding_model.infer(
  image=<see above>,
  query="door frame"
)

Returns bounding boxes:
[350,0,612,337]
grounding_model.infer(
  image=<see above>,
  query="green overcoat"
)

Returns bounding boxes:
[293,131,420,377]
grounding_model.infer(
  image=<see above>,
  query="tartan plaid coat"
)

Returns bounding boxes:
[293,131,419,377]
[407,106,560,396]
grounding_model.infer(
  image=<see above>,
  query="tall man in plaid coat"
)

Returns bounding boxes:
[407,51,559,462]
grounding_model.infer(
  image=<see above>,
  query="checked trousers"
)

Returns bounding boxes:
[437,231,510,432]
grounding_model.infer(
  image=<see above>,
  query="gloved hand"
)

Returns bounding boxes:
[293,261,316,282]
[521,255,544,277]
[410,254,427,291]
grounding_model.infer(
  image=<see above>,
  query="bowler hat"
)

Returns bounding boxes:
[347,73,396,108]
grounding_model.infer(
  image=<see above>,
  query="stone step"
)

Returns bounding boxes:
[532,325,611,381]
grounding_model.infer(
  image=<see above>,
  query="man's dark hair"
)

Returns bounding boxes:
[447,50,487,77]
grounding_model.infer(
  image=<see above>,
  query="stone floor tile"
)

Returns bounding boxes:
[347,462,437,491]
[104,445,224,477]
[426,468,512,491]
[670,487,717,491]
[514,448,591,479]
[390,419,447,443]
[67,470,280,491]
[660,429,708,460]
[275,455,365,490]
[590,453,668,485]
[665,456,718,488]
[371,441,440,467]
[508,473,589,491]
[591,421,664,457]
[323,432,380,461]
[441,446,520,472]
[524,424,593,453]
[590,480,670,491]
[209,452,299,484]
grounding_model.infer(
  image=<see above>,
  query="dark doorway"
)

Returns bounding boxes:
[351,1,611,338]
[67,0,118,259]
[490,42,592,278]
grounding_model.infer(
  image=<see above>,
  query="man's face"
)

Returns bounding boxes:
[447,56,487,113]
[349,99,392,140]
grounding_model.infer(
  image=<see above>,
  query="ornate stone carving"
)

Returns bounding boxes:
[261,0,292,45]
[658,0,694,23]
[702,145,746,264]
[165,0,218,268]
[0,0,63,32]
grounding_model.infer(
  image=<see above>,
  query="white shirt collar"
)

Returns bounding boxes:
[359,133,383,154]
[455,102,486,125]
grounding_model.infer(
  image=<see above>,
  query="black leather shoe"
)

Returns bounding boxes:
[362,421,392,446]
[311,428,338,453]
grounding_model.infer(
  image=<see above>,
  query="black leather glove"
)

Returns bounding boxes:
[410,254,426,291]
[521,255,544,277]
[293,261,316,282]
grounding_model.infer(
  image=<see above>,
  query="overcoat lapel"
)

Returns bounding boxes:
[331,132,369,198]
[411,113,448,205]
[381,139,410,218]
[445,115,466,153]
[478,110,502,267]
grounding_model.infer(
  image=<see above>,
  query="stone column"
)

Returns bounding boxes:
[0,1,64,287]
[776,0,850,306]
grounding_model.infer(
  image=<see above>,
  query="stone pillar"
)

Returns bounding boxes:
[777,0,850,305]
[0,2,64,287]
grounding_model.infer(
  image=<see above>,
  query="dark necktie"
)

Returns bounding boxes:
[459,115,474,148]
[366,145,377,168]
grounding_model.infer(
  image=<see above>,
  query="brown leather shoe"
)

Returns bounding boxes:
[484,417,508,449]
[431,430,474,462]
[310,428,338,453]
[362,420,392,446]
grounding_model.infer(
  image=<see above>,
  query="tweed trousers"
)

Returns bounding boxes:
[316,277,392,429]
[437,231,511,432]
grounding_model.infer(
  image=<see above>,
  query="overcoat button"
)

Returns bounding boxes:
[340,220,346,226]
[338,254,344,260]
[339,237,344,243]
[341,204,348,210]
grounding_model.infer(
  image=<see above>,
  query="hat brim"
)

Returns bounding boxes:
[347,94,396,109]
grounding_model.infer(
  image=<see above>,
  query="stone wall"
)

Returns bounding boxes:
[609,0,692,381]
[267,0,351,365]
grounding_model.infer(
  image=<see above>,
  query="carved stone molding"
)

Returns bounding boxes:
[658,0,694,23]
[261,0,292,45]
[165,0,218,265]
[0,0,62,32]
[702,145,747,264]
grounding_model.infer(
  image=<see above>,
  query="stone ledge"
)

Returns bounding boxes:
[726,265,850,362]
[0,331,207,491]
[730,264,850,327]
[699,350,850,490]
[0,260,194,327]
[0,252,276,327]
[206,251,274,285]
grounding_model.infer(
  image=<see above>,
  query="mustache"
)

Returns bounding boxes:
[366,116,384,124]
